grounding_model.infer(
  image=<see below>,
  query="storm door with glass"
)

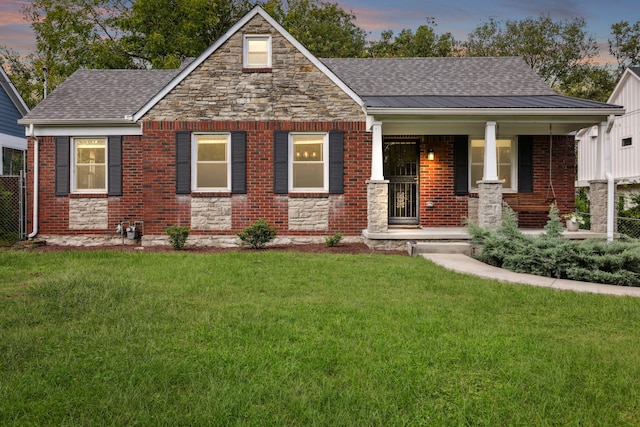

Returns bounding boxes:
[383,140,419,225]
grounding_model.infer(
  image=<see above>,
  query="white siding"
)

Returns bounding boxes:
[577,71,640,186]
[610,74,640,183]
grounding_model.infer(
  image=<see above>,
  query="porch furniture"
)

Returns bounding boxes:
[503,193,555,213]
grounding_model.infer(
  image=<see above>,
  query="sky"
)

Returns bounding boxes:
[0,0,638,63]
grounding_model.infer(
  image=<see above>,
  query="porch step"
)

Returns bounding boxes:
[407,242,473,257]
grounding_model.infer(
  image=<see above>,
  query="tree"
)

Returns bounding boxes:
[464,15,608,97]
[262,0,367,58]
[367,19,458,58]
[609,21,640,73]
[119,0,255,69]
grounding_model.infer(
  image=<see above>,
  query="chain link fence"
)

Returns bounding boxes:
[577,212,640,239]
[617,216,640,239]
[0,173,26,246]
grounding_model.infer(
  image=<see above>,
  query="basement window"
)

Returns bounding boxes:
[622,137,633,147]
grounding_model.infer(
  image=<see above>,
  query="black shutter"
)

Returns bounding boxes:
[518,135,534,193]
[231,131,247,194]
[273,130,288,194]
[328,130,344,194]
[108,136,123,196]
[55,136,70,196]
[175,131,191,194]
[453,135,469,196]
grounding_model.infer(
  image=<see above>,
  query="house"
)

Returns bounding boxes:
[19,6,624,249]
[577,67,640,211]
[0,66,29,175]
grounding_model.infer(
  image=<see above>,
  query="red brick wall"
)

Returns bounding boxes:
[418,136,470,226]
[28,121,371,237]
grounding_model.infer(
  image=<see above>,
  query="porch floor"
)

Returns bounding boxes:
[363,227,608,242]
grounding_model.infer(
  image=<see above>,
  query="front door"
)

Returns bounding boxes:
[383,140,419,225]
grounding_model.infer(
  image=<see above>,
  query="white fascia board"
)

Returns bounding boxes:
[0,133,27,150]
[29,124,143,137]
[0,67,29,116]
[608,68,640,104]
[365,107,626,117]
[132,6,363,122]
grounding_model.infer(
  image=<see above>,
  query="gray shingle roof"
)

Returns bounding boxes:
[630,67,640,78]
[320,57,556,97]
[21,69,180,122]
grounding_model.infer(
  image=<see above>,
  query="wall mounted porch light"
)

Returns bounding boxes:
[427,148,435,161]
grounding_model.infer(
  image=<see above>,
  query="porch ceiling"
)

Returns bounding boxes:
[372,112,622,136]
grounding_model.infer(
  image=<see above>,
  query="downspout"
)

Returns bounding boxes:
[607,172,614,242]
[27,124,39,239]
[605,115,615,243]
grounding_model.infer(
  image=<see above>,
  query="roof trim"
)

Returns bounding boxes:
[608,67,640,103]
[366,106,625,117]
[18,118,138,126]
[132,6,363,121]
[0,66,29,116]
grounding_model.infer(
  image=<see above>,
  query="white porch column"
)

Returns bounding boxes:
[370,121,384,181]
[483,121,498,181]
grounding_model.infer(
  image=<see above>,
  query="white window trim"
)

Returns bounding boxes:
[621,136,633,148]
[469,136,518,192]
[243,34,272,68]
[289,132,329,193]
[71,137,108,194]
[192,133,231,192]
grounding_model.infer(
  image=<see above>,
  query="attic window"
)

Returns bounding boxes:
[622,137,632,147]
[243,35,271,70]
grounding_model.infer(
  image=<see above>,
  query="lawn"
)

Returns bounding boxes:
[2,249,640,426]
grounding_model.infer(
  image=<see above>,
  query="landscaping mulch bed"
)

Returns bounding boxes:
[20,241,408,256]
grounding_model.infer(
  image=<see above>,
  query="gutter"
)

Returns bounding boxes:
[18,118,138,126]
[27,124,38,239]
[365,107,626,117]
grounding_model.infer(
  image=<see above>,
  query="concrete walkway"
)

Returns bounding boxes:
[422,253,640,297]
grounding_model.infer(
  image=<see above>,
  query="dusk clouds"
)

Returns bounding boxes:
[0,0,636,57]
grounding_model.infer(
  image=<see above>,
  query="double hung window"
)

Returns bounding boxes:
[193,134,230,191]
[470,138,515,190]
[73,138,107,192]
[243,35,271,69]
[291,134,328,191]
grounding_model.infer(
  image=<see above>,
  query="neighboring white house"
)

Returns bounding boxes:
[577,67,640,207]
[0,66,29,175]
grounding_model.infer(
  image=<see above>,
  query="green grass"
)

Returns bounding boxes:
[2,249,640,426]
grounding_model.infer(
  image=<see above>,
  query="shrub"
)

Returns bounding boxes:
[468,206,640,286]
[165,225,190,250]
[325,233,343,247]
[237,219,277,249]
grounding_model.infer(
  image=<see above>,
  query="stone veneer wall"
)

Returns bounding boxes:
[288,197,329,231]
[143,14,363,122]
[589,180,616,233]
[191,197,232,230]
[69,198,108,230]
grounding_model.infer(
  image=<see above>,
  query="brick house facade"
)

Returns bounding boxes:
[21,7,623,247]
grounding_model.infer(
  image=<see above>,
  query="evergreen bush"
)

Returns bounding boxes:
[468,206,640,287]
[165,225,190,250]
[237,219,277,249]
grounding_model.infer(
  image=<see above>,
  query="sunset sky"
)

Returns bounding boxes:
[0,0,637,62]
